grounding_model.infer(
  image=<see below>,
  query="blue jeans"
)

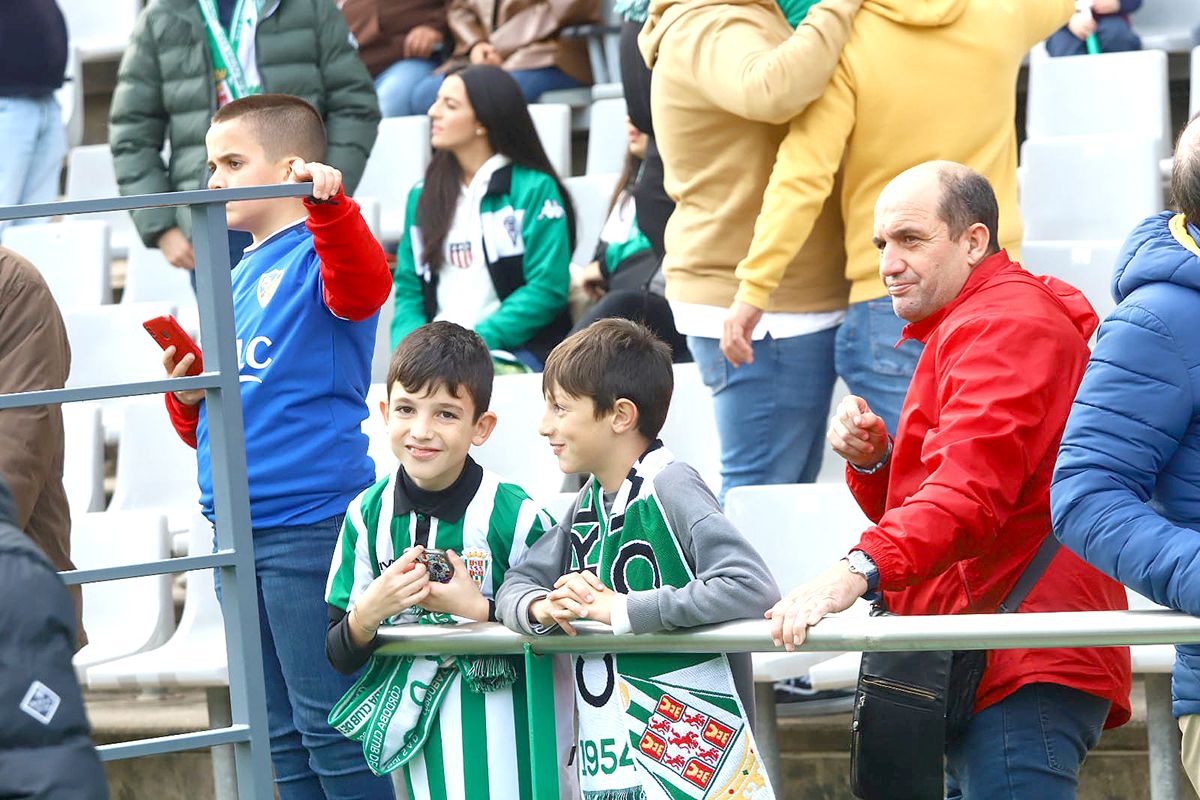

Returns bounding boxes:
[834,297,923,436]
[689,328,838,503]
[945,683,1109,799]
[214,515,393,800]
[0,94,66,234]
[411,66,586,113]
[375,58,440,117]
[1047,16,1141,57]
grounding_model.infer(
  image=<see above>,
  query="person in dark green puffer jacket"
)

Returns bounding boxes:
[108,0,380,270]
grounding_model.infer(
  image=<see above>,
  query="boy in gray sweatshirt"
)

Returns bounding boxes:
[496,318,781,799]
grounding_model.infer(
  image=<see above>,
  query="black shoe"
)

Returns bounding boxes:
[773,677,855,717]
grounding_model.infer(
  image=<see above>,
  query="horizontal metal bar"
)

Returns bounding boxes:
[97,725,251,761]
[0,182,312,221]
[374,611,1200,656]
[0,375,218,410]
[59,550,237,585]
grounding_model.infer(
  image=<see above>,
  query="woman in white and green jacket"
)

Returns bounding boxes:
[390,65,575,369]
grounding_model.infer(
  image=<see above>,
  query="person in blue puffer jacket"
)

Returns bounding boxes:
[1051,115,1200,791]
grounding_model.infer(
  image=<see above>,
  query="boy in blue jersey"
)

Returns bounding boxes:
[160,94,395,799]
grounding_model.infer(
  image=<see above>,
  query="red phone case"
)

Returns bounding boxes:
[143,315,203,376]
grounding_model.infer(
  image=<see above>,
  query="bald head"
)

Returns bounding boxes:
[880,161,1001,257]
[1173,113,1200,227]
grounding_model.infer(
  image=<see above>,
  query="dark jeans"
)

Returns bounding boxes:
[834,297,923,435]
[1046,16,1141,57]
[411,66,586,111]
[571,290,690,362]
[945,683,1109,799]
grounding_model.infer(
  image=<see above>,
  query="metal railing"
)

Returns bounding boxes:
[0,185,312,798]
[376,610,1200,800]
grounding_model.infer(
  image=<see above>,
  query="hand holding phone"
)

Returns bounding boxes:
[144,315,204,405]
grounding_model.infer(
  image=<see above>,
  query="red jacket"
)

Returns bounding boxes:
[848,251,1131,728]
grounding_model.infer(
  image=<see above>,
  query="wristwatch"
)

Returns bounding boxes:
[844,550,880,597]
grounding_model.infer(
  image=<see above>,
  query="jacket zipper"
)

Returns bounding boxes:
[860,675,938,703]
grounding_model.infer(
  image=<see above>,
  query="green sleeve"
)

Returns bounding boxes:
[476,176,571,352]
[390,186,429,349]
[108,12,178,247]
[604,219,653,278]
[314,0,381,194]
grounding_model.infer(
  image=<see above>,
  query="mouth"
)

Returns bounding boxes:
[549,443,564,456]
[405,445,441,460]
[887,283,914,296]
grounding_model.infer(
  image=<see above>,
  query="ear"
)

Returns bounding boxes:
[378,399,388,424]
[964,222,992,266]
[610,398,640,436]
[472,410,498,446]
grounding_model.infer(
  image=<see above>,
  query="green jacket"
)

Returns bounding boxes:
[391,163,573,361]
[108,0,381,247]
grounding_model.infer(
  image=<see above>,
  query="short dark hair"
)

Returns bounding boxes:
[542,319,673,440]
[211,94,326,163]
[386,322,493,419]
[936,165,1001,256]
[1172,112,1200,226]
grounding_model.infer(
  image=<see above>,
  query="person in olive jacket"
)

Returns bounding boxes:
[108,0,380,272]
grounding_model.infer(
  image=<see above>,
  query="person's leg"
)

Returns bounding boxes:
[834,297,922,436]
[571,290,690,361]
[507,67,586,103]
[1046,27,1088,57]
[945,683,1108,800]
[0,96,41,236]
[374,58,440,117]
[688,327,837,504]
[1095,16,1142,53]
[16,95,66,211]
[409,73,445,118]
[255,517,395,800]
[1180,715,1200,792]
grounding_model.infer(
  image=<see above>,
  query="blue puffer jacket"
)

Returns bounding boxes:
[1052,211,1200,718]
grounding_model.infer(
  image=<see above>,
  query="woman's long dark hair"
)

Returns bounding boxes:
[417,65,576,272]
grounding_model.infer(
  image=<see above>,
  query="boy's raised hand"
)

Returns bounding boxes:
[161,345,204,406]
[421,550,490,621]
[529,571,615,634]
[288,158,343,201]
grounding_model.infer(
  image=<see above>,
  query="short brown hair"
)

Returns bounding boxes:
[543,319,673,439]
[936,164,1001,256]
[211,93,326,163]
[386,322,493,419]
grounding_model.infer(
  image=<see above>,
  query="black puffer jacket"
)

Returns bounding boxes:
[0,479,107,799]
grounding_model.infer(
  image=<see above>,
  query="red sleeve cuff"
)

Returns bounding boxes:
[305,190,392,322]
[164,392,199,449]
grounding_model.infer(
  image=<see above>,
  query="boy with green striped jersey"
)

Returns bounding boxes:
[324,321,561,798]
[497,319,782,800]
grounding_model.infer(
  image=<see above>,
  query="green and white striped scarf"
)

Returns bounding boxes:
[571,444,776,800]
[328,612,516,776]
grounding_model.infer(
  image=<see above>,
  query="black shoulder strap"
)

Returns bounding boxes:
[997,534,1061,614]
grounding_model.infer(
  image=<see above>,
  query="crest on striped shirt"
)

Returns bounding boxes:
[461,548,490,589]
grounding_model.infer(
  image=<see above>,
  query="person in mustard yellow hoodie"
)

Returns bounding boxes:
[639,0,861,504]
[722,0,1074,436]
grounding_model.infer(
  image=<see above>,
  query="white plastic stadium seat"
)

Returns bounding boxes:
[57,0,142,62]
[1192,46,1200,119]
[585,97,630,176]
[475,371,567,502]
[72,511,175,682]
[1,220,111,310]
[363,382,395,479]
[563,173,619,264]
[355,116,431,244]
[87,514,228,690]
[1135,0,1200,54]
[1020,241,1123,321]
[356,195,383,242]
[123,238,199,334]
[659,363,722,496]
[61,404,105,518]
[56,46,84,150]
[107,397,201,537]
[62,301,176,444]
[65,145,139,257]
[1020,135,1164,242]
[1026,49,1171,156]
[372,286,396,384]
[529,103,573,177]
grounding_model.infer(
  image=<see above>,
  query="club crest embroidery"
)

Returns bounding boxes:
[502,215,519,245]
[460,548,490,589]
[637,693,734,791]
[257,269,285,308]
[448,241,473,269]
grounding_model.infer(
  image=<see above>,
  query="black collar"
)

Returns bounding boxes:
[393,456,483,523]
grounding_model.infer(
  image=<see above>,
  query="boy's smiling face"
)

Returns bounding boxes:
[539,387,617,479]
[381,381,496,492]
[205,118,293,236]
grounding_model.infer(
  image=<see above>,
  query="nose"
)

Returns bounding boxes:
[410,412,433,440]
[207,171,223,190]
[879,243,905,279]
[538,405,554,438]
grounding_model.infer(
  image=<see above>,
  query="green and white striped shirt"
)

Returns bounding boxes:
[326,465,553,800]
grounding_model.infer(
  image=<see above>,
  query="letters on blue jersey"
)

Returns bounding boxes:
[194,222,378,529]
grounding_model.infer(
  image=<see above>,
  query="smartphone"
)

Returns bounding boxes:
[418,548,455,584]
[143,315,203,376]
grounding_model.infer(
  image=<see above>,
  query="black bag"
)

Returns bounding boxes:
[849,535,1061,800]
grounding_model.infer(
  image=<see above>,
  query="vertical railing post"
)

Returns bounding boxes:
[190,201,274,798]
[524,643,561,800]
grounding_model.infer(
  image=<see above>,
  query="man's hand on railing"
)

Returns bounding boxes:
[767,560,868,651]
